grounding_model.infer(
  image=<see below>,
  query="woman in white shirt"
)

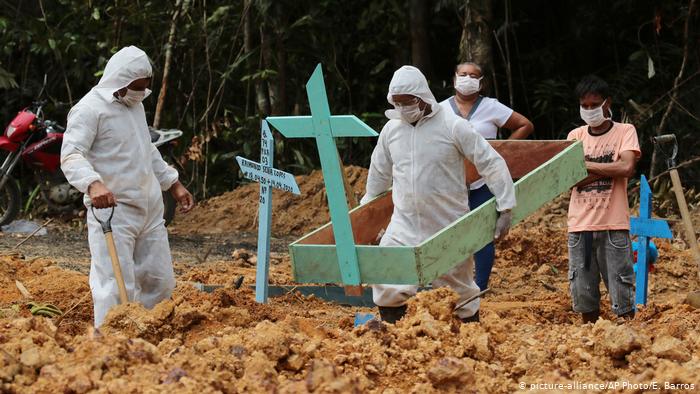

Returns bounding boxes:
[440,62,534,291]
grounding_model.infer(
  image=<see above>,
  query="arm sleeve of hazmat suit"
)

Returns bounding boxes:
[60,106,104,194]
[149,143,179,190]
[361,125,393,205]
[451,119,516,211]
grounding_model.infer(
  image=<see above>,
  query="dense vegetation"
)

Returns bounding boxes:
[1,0,697,200]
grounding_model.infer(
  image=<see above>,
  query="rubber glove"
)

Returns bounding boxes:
[494,210,512,241]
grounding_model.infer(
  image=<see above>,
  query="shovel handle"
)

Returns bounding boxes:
[91,206,128,304]
[104,232,129,304]
[91,206,114,234]
[653,134,676,145]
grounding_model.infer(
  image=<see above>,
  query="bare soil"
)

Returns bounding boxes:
[171,166,368,237]
[0,169,699,393]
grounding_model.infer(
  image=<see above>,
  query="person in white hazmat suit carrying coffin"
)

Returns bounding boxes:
[61,46,194,327]
[361,66,516,323]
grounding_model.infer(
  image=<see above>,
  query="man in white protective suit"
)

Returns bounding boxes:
[61,46,194,326]
[361,66,516,323]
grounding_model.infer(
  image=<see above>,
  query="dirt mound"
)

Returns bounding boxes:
[2,197,700,392]
[2,251,699,393]
[173,165,368,236]
[0,253,92,336]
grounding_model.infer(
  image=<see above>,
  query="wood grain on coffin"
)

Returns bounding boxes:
[465,140,572,183]
[289,140,587,285]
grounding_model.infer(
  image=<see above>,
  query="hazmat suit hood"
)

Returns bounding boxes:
[93,46,153,102]
[385,65,440,120]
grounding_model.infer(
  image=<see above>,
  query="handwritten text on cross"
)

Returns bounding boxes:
[235,120,300,303]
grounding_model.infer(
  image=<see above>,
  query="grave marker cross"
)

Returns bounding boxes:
[235,120,300,303]
[266,64,378,287]
[630,175,672,307]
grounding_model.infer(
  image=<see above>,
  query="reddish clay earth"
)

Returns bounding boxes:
[0,168,699,393]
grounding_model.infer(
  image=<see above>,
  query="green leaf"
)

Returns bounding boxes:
[48,38,56,50]
[0,66,18,89]
[92,8,100,20]
[290,15,313,29]
[207,6,231,25]
[370,59,389,75]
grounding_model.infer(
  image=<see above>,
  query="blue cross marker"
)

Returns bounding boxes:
[236,120,300,303]
[266,64,378,288]
[630,175,672,307]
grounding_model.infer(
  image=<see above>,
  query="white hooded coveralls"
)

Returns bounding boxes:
[361,66,516,318]
[61,46,179,326]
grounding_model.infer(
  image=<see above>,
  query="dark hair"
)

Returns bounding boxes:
[575,75,610,99]
[455,62,483,75]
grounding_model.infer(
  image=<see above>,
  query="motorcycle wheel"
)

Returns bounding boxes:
[163,191,176,227]
[0,175,21,227]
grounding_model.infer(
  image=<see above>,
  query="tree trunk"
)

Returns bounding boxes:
[243,0,269,115]
[274,13,288,116]
[459,0,494,93]
[409,0,432,78]
[261,27,280,115]
[153,0,184,129]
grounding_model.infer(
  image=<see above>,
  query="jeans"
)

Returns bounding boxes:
[469,184,495,291]
[567,230,635,315]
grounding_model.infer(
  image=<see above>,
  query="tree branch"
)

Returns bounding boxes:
[650,0,695,177]
[153,0,184,129]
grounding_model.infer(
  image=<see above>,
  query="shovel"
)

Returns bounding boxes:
[92,206,129,304]
[654,134,700,280]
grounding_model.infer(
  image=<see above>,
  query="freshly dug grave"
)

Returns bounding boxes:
[2,201,700,392]
[172,166,368,237]
[3,180,700,392]
[1,280,698,393]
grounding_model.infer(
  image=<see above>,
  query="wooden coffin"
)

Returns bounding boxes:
[289,140,586,285]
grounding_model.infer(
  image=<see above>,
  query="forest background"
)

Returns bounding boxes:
[0,0,697,201]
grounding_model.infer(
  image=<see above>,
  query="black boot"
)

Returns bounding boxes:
[378,305,407,324]
[460,310,480,323]
[617,310,635,321]
[582,310,600,324]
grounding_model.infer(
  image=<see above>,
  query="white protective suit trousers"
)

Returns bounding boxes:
[88,201,175,327]
[372,238,480,319]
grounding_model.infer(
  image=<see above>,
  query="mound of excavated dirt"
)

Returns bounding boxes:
[1,274,698,393]
[172,166,368,237]
[0,254,92,337]
[2,197,700,392]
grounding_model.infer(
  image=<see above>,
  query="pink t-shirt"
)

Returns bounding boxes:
[567,122,641,232]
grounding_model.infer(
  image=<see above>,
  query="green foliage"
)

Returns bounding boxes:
[0,0,697,200]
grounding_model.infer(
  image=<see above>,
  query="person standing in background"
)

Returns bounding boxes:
[566,75,639,324]
[440,62,534,291]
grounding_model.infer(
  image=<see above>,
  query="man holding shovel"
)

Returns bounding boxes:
[61,46,194,326]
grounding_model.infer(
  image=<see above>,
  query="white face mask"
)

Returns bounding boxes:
[119,88,151,107]
[397,102,425,123]
[455,75,482,96]
[579,99,611,127]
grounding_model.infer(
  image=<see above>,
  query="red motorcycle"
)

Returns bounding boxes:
[0,100,182,226]
[0,100,79,226]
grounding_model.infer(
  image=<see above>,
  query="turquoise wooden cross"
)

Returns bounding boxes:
[266,64,378,286]
[630,175,672,307]
[236,120,300,303]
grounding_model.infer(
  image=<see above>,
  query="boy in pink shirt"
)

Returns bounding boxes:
[567,75,641,324]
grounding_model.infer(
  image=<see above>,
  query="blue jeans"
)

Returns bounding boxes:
[469,185,495,291]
